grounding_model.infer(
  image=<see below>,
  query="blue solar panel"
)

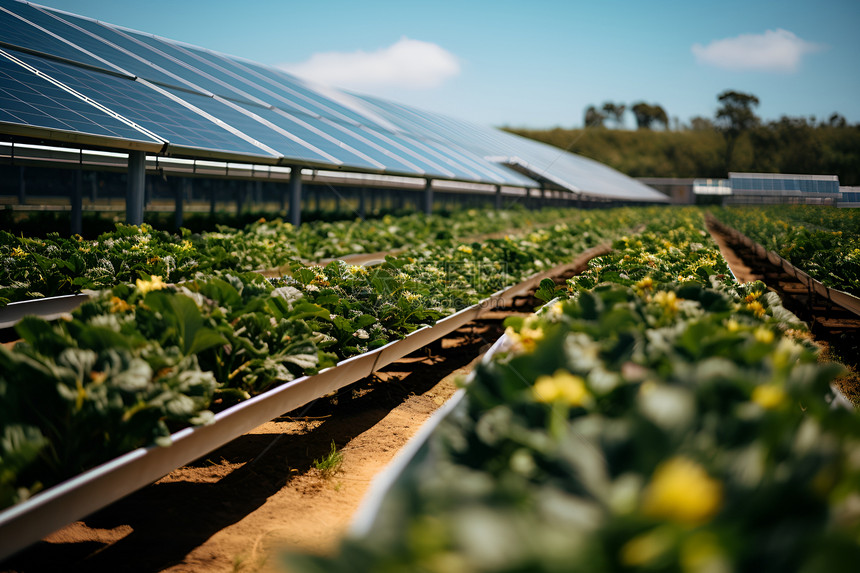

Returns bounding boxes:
[159,90,342,165]
[210,53,395,129]
[20,5,191,88]
[0,2,109,70]
[353,94,669,198]
[11,48,272,158]
[0,1,670,200]
[0,48,160,144]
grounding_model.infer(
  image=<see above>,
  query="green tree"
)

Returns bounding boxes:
[689,116,716,131]
[631,102,668,130]
[715,90,760,171]
[584,105,607,128]
[601,102,626,128]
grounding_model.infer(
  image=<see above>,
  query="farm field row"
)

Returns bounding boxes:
[0,207,572,306]
[286,209,860,572]
[0,207,646,514]
[711,205,860,297]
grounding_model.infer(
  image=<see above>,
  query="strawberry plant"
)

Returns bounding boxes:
[284,208,860,573]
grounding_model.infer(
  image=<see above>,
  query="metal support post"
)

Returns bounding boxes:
[423,179,434,215]
[359,187,366,220]
[289,166,302,227]
[174,178,187,230]
[235,181,244,215]
[494,185,502,210]
[126,150,146,225]
[71,168,83,236]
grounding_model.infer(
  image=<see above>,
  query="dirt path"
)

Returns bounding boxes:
[2,320,507,573]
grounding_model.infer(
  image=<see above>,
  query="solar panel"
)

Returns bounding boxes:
[20,4,195,87]
[0,48,161,146]
[0,0,669,200]
[10,47,275,159]
[0,3,111,70]
[352,94,668,200]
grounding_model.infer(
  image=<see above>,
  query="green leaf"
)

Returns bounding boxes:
[535,278,559,303]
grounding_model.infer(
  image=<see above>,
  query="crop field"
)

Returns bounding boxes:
[1,205,858,572]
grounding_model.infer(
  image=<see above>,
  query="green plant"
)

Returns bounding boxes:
[313,441,343,479]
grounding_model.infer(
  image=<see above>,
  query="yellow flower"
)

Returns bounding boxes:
[641,457,722,526]
[751,384,786,409]
[457,245,473,255]
[744,291,762,303]
[348,265,368,276]
[135,275,166,294]
[746,300,765,318]
[11,247,27,258]
[547,301,565,317]
[653,290,679,314]
[533,370,590,407]
[504,323,544,353]
[725,319,740,332]
[109,296,132,313]
[636,276,654,291]
[753,327,774,344]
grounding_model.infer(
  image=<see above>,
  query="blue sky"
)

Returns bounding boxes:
[30,0,860,129]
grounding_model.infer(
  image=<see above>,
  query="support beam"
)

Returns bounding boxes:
[235,181,245,215]
[71,168,82,236]
[289,166,302,227]
[174,178,188,230]
[126,150,146,225]
[424,180,433,215]
[359,187,366,220]
[18,166,26,205]
[494,184,502,210]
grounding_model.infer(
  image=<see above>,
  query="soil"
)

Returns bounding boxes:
[1,319,509,573]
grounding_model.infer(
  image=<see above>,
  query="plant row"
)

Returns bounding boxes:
[0,207,572,307]
[711,205,860,296]
[0,207,647,511]
[285,209,860,573]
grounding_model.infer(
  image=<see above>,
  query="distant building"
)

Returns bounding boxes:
[726,173,840,206]
[692,179,732,196]
[839,186,860,208]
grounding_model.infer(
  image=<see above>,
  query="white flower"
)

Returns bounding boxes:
[354,329,370,340]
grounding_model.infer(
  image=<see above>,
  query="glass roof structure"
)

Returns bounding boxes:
[0,0,668,202]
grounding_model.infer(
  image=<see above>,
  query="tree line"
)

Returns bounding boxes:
[507,91,860,185]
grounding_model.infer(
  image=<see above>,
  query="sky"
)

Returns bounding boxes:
[28,0,860,129]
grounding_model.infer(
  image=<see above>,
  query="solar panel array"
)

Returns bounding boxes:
[0,0,667,202]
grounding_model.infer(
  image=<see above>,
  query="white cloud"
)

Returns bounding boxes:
[279,37,460,90]
[692,29,822,73]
